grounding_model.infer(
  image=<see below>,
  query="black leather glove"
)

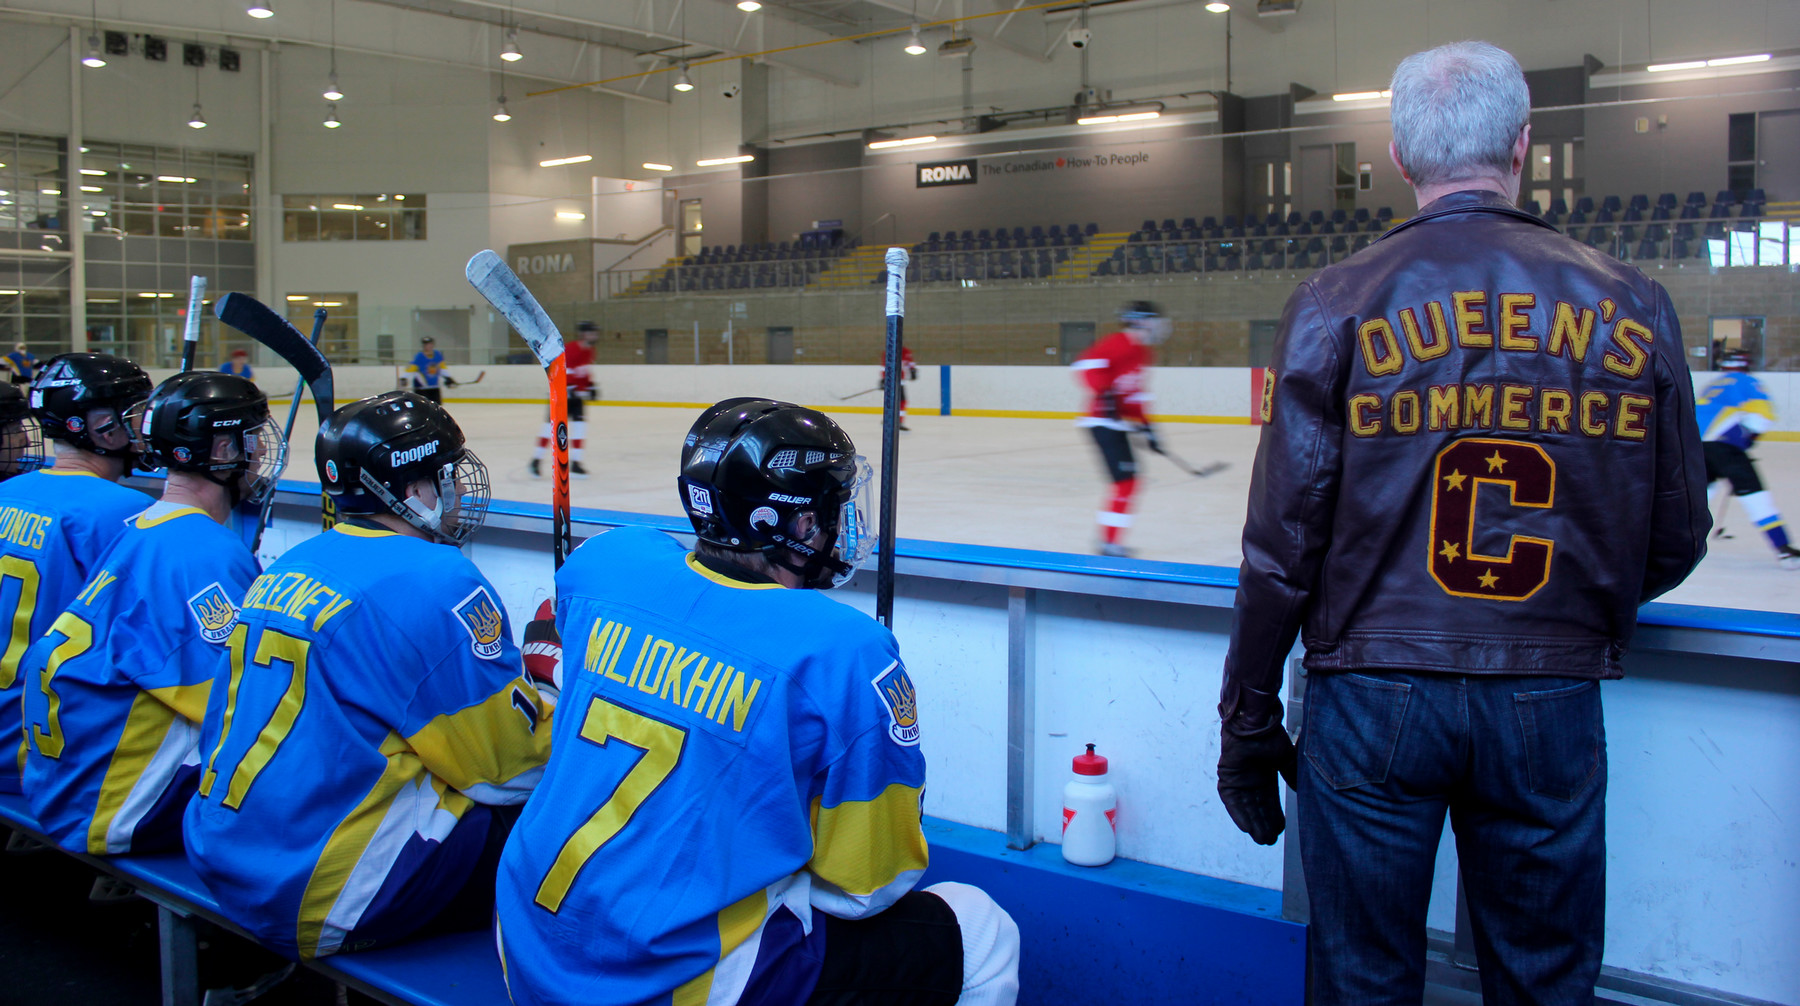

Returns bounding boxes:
[1218,724,1299,845]
[442,374,458,387]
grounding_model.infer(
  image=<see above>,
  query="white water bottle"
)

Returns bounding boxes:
[1061,743,1117,866]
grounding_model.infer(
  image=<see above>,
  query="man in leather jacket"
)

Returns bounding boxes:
[1216,41,1709,1005]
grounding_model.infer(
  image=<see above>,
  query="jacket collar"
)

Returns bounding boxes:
[1382,189,1557,241]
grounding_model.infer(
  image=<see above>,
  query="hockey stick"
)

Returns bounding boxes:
[1140,434,1229,478]
[445,369,487,391]
[180,276,207,372]
[248,307,327,554]
[875,247,908,629]
[214,293,338,537]
[465,249,571,568]
[837,386,881,401]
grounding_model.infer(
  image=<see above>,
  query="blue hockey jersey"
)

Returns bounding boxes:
[494,526,930,1006]
[1695,372,1777,450]
[183,523,551,959]
[0,469,149,793]
[20,502,259,854]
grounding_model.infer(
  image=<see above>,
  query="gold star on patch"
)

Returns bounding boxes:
[1439,541,1461,562]
[1485,451,1507,473]
[1478,569,1499,589]
[1442,469,1467,492]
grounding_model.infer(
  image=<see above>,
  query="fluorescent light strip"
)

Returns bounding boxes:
[539,154,593,167]
[642,162,674,171]
[285,294,309,301]
[556,211,587,220]
[1332,89,1391,102]
[79,168,107,176]
[157,175,197,183]
[332,203,364,210]
[1645,60,1707,72]
[868,135,939,149]
[80,186,102,193]
[1076,111,1161,126]
[695,155,754,166]
[1707,53,1771,67]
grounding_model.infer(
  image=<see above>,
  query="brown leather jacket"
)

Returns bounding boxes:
[1220,190,1710,734]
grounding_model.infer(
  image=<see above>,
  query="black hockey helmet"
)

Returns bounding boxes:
[1119,300,1171,343]
[129,372,288,506]
[0,382,47,480]
[316,391,490,545]
[678,398,874,590]
[30,352,152,458]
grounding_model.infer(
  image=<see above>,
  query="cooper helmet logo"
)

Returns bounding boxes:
[389,439,441,468]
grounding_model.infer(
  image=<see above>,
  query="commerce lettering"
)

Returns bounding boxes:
[1347,384,1653,441]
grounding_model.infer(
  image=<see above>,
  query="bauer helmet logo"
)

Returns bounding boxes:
[187,582,239,644]
[768,492,810,504]
[390,440,441,468]
[453,586,506,660]
[871,663,920,746]
[749,506,778,528]
[687,483,714,515]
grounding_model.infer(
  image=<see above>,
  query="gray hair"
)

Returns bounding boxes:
[1389,41,1530,187]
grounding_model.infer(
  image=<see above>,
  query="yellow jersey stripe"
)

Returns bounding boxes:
[684,554,783,591]
[134,506,208,530]
[808,783,930,896]
[147,681,214,723]
[296,732,418,959]
[331,524,398,539]
[671,888,769,1006]
[406,679,548,793]
[87,691,180,854]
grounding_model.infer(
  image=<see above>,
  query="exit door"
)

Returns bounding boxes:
[1248,320,1279,367]
[767,326,794,365]
[1058,322,1096,365]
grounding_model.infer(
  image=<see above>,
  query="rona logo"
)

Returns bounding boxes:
[390,440,440,468]
[917,159,978,188]
[515,253,576,275]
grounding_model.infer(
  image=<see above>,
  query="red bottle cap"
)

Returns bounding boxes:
[1073,743,1108,776]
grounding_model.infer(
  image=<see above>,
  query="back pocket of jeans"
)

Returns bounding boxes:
[1513,680,1603,801]
[1303,673,1411,790]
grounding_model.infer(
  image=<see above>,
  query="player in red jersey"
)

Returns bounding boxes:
[1071,301,1170,557]
[530,322,599,479]
[880,344,918,430]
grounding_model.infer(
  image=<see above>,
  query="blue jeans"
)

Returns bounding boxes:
[1297,671,1606,1006]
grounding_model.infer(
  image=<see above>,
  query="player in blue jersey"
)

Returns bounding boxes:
[406,336,456,405]
[20,371,287,854]
[220,347,254,381]
[0,353,151,793]
[495,399,1019,1006]
[1697,349,1799,569]
[5,342,38,385]
[184,390,552,960]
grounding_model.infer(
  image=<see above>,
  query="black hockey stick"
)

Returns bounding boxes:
[247,308,327,553]
[1140,433,1229,478]
[875,247,909,629]
[215,293,337,536]
[466,249,571,568]
[180,276,206,372]
[837,386,881,401]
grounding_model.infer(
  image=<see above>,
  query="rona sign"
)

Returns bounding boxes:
[917,159,978,188]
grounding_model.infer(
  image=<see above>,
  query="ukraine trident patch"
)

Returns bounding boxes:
[871,662,920,747]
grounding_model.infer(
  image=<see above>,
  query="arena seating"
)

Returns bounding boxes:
[901,222,1098,284]
[638,229,853,294]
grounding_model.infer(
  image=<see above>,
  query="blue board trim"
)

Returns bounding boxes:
[269,480,1799,640]
[940,363,952,416]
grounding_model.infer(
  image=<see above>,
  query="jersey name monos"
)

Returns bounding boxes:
[390,441,441,468]
[0,507,50,550]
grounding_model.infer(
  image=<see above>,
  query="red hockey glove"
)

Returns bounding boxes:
[522,599,562,712]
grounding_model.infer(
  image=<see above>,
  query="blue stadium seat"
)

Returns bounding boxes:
[1330,208,1348,224]
[1031,225,1045,238]
[1353,208,1371,223]
[1202,216,1220,231]
[1525,200,1542,217]
[1141,220,1157,233]
[1307,210,1325,227]
[1047,225,1062,238]
[1183,217,1199,231]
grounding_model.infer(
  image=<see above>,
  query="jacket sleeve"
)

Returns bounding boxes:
[1070,338,1115,394]
[1219,283,1346,734]
[1639,282,1710,603]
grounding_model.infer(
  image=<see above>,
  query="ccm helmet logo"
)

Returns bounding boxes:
[768,492,811,504]
[390,440,441,468]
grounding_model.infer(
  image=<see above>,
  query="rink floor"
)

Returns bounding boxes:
[279,402,1800,615]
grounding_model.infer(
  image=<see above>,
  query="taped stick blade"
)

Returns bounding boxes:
[466,249,565,369]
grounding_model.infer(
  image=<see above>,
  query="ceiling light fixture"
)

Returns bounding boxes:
[737,0,762,10]
[187,102,208,128]
[1204,1,1230,10]
[286,294,309,301]
[1707,53,1770,66]
[501,28,522,62]
[323,104,341,127]
[539,154,593,167]
[673,63,695,91]
[83,32,107,68]
[157,175,197,183]
[80,168,106,176]
[867,135,938,149]
[493,95,512,122]
[1644,60,1705,72]
[642,162,674,171]
[331,203,364,210]
[904,27,927,55]
[1076,103,1163,125]
[323,72,344,101]
[80,186,102,193]
[557,210,587,220]
[695,154,754,166]
[246,3,273,18]
[1330,89,1391,101]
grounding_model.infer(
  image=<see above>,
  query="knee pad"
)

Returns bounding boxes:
[924,882,1019,1006]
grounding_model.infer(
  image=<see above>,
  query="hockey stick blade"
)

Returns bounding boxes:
[214,293,336,423]
[466,250,565,368]
[837,386,881,401]
[181,275,207,372]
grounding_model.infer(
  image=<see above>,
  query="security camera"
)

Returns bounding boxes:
[1068,27,1092,49]
[721,82,741,99]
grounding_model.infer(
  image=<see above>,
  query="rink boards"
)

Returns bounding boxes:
[252,486,1800,1005]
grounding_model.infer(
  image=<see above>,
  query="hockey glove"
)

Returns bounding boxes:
[1099,389,1122,421]
[442,375,458,387]
[522,599,562,713]
[1138,423,1162,453]
[1217,725,1298,845]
